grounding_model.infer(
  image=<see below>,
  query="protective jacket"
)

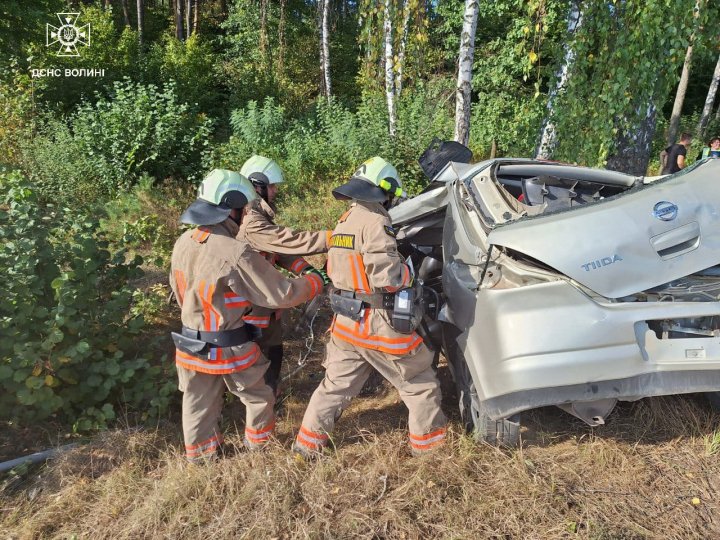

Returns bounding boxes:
[295,201,446,456]
[326,202,420,355]
[237,198,331,327]
[169,218,324,374]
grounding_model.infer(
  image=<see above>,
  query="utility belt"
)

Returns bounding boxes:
[329,285,424,334]
[170,325,251,356]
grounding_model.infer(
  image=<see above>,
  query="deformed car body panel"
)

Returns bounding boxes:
[390,156,720,424]
[487,159,720,299]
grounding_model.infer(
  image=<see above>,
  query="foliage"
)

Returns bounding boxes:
[22,79,212,201]
[210,81,454,200]
[551,0,699,166]
[0,0,62,68]
[0,171,175,429]
[0,61,34,167]
[145,33,221,117]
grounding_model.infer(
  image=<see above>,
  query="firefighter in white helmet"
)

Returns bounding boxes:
[237,155,331,396]
[293,157,447,457]
[169,169,325,462]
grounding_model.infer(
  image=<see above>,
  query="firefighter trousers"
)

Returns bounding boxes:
[256,315,284,393]
[177,347,276,461]
[295,334,447,454]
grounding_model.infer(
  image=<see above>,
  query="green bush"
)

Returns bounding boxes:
[0,171,175,429]
[211,81,455,199]
[22,79,212,201]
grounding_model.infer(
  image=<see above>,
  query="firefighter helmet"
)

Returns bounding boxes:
[180,169,258,225]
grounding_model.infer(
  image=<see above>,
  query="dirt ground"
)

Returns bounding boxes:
[2,304,720,539]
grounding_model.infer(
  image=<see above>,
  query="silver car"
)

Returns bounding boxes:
[390,143,720,445]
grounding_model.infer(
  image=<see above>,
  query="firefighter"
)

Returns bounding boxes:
[293,157,447,457]
[237,155,331,395]
[169,169,325,462]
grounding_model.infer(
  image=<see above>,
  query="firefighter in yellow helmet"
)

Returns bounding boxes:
[237,155,331,396]
[293,157,447,457]
[169,169,325,462]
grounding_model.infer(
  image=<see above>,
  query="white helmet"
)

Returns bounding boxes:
[240,155,284,186]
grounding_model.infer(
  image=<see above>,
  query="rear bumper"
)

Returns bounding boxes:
[444,270,720,419]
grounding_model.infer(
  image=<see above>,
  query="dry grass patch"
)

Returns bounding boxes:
[2,393,719,539]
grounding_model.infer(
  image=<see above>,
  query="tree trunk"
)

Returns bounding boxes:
[319,0,332,98]
[193,0,200,34]
[278,0,286,75]
[667,40,694,146]
[260,0,269,68]
[396,0,411,97]
[383,0,396,137]
[535,1,583,159]
[136,0,144,46]
[606,103,658,176]
[697,52,720,137]
[175,0,184,40]
[121,0,131,26]
[185,0,192,37]
[454,0,479,146]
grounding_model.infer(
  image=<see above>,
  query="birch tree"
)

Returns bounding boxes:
[454,0,479,146]
[666,40,694,146]
[535,1,583,159]
[136,0,144,46]
[384,0,396,137]
[121,0,131,27]
[193,0,200,35]
[174,0,184,41]
[320,0,332,98]
[186,0,192,38]
[697,52,720,137]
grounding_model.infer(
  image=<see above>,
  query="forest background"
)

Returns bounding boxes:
[1,2,720,536]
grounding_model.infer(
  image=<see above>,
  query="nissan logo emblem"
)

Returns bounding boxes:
[653,201,678,221]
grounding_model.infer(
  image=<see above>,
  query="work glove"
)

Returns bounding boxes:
[303,266,330,286]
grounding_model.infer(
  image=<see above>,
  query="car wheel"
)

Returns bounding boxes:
[443,323,521,446]
[707,392,720,411]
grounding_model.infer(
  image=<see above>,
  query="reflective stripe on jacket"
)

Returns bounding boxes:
[169,218,324,374]
[326,202,419,355]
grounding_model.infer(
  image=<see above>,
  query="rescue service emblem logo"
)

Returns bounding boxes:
[330,234,355,249]
[46,13,90,57]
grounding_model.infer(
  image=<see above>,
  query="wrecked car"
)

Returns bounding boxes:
[390,141,720,445]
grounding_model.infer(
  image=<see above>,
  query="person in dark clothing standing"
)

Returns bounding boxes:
[662,132,692,174]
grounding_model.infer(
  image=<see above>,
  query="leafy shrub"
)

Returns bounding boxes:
[22,79,212,201]
[210,81,455,200]
[0,62,34,167]
[145,33,221,116]
[0,171,175,429]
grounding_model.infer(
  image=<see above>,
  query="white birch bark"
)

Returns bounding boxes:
[454,0,479,147]
[697,52,720,137]
[384,0,396,137]
[321,0,332,98]
[396,0,410,97]
[535,1,583,159]
[137,0,144,46]
[667,40,694,145]
[186,0,192,38]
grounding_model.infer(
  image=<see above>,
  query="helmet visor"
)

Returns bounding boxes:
[180,199,232,225]
[333,177,388,203]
